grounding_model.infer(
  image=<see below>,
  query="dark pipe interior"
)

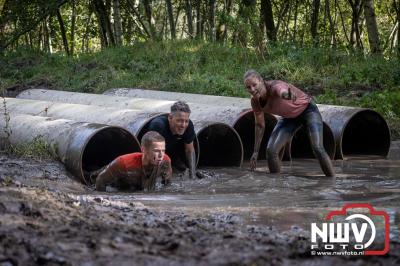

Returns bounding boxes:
[290,123,335,159]
[233,111,277,160]
[197,124,242,167]
[82,128,140,180]
[342,110,391,157]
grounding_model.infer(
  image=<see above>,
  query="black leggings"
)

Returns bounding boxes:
[266,101,335,177]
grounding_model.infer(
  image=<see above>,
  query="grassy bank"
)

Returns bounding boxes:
[1,40,399,138]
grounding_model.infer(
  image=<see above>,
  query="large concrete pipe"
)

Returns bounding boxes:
[0,114,139,184]
[104,88,250,107]
[4,97,147,140]
[16,89,276,161]
[18,89,177,110]
[104,89,390,160]
[104,91,334,160]
[318,105,391,159]
[4,98,244,167]
[3,98,198,163]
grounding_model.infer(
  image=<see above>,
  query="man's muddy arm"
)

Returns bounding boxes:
[142,160,172,190]
[185,142,196,179]
[95,160,124,191]
[160,160,172,185]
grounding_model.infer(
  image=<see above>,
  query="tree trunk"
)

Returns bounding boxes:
[363,0,380,53]
[326,0,337,46]
[209,0,216,41]
[393,0,400,56]
[261,0,276,42]
[165,0,175,39]
[348,0,363,49]
[337,0,350,45]
[43,17,52,53]
[82,11,93,52]
[0,0,69,52]
[284,2,292,41]
[113,0,123,45]
[311,0,320,45]
[185,0,194,38]
[195,0,202,39]
[293,0,299,42]
[56,9,70,55]
[223,0,233,43]
[275,1,290,39]
[70,0,76,55]
[93,0,115,46]
[38,22,43,50]
[126,0,151,39]
[143,0,156,39]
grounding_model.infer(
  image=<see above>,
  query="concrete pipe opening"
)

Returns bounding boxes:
[196,123,243,167]
[232,110,277,160]
[79,127,140,184]
[289,122,336,159]
[341,110,391,158]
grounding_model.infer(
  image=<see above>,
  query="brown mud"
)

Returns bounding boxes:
[1,149,400,265]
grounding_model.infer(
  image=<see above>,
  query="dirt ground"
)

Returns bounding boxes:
[1,152,400,266]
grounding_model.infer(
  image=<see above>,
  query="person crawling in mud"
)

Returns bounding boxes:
[244,69,335,177]
[95,131,172,191]
[147,101,200,179]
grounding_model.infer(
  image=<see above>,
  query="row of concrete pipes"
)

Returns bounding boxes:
[0,88,391,184]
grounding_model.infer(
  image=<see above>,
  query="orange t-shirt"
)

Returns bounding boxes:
[251,80,311,118]
[116,152,171,172]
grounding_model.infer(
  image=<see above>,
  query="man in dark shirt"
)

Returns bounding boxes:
[147,101,197,179]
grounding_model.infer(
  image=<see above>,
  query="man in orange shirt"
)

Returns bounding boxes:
[244,69,335,177]
[95,131,172,191]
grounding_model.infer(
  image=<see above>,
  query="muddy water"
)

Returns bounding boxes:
[2,151,400,264]
[89,158,400,236]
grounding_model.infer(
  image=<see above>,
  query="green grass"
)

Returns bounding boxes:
[1,40,399,138]
[2,136,57,161]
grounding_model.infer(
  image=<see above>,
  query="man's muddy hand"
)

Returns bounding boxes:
[157,161,171,185]
[250,152,258,171]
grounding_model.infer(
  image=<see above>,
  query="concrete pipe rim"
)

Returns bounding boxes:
[340,109,391,159]
[196,122,243,167]
[232,109,278,160]
[73,125,140,185]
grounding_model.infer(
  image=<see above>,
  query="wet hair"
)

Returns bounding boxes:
[170,101,191,114]
[243,69,263,82]
[141,131,165,148]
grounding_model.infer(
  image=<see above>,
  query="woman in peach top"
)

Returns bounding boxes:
[244,69,335,177]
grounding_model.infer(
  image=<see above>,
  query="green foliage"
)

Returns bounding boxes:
[1,40,399,138]
[6,136,57,161]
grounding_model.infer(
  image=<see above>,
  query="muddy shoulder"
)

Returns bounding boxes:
[0,153,399,266]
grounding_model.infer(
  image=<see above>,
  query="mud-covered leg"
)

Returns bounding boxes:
[305,110,335,177]
[266,119,297,173]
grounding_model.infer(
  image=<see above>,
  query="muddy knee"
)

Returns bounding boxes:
[311,145,327,158]
[312,145,335,177]
[266,147,281,173]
